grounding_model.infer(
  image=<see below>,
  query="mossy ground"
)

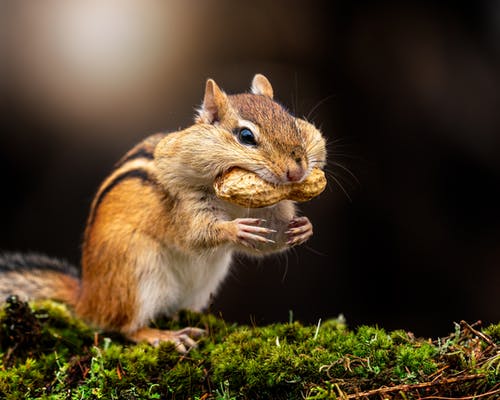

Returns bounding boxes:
[0,297,499,399]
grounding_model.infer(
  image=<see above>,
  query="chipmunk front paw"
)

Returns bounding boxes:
[285,216,313,246]
[230,218,276,249]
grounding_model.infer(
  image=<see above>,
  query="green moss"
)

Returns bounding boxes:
[484,322,500,344]
[394,342,437,380]
[0,298,498,399]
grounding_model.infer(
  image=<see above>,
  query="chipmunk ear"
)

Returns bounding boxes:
[197,78,229,124]
[251,74,274,99]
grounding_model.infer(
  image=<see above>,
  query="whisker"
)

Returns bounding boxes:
[325,170,352,202]
[303,244,328,257]
[328,152,364,161]
[281,250,289,283]
[324,138,363,158]
[329,161,360,185]
[323,141,363,168]
[305,94,336,121]
[291,244,300,265]
[327,136,352,146]
[292,72,299,117]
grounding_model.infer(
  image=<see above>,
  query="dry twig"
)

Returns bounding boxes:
[345,374,485,399]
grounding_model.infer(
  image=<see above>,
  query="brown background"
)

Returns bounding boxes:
[1,0,499,337]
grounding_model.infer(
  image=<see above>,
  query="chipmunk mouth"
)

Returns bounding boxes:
[221,161,308,187]
[241,166,286,186]
[255,167,309,186]
[213,166,327,208]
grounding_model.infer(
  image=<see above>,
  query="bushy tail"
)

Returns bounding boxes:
[0,253,81,307]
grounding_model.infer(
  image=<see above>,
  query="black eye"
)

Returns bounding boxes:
[237,128,257,146]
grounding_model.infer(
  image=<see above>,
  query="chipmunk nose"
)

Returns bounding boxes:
[285,148,306,182]
[286,163,305,182]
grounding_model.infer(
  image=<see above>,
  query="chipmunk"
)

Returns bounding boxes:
[0,74,326,352]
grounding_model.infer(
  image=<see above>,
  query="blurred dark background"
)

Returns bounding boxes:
[1,0,499,337]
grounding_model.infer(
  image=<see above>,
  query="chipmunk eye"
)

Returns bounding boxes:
[237,128,257,146]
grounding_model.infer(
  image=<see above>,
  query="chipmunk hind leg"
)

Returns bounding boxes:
[126,326,206,353]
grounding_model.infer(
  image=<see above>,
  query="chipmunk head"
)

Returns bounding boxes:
[195,74,326,185]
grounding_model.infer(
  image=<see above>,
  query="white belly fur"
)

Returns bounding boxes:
[134,245,233,328]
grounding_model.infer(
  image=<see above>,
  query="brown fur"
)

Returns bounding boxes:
[78,172,173,331]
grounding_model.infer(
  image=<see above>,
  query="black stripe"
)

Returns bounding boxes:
[115,148,154,168]
[0,252,80,278]
[89,168,153,225]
